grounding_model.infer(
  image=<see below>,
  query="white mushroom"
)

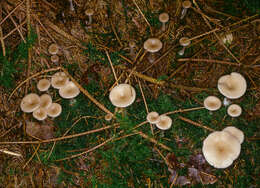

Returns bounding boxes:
[203,96,221,111]
[33,107,47,121]
[109,84,136,108]
[155,115,172,130]
[59,81,80,99]
[146,112,160,124]
[178,37,191,56]
[20,93,40,113]
[37,79,50,92]
[223,126,244,144]
[47,103,62,118]
[51,72,69,89]
[144,38,163,62]
[227,104,242,117]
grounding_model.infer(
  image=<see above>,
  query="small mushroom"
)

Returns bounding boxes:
[51,72,69,89]
[221,32,233,45]
[47,103,62,118]
[48,43,59,55]
[159,13,169,31]
[68,0,75,11]
[105,113,113,121]
[223,126,244,144]
[37,79,50,92]
[217,72,247,99]
[39,94,52,109]
[109,84,136,108]
[85,9,94,25]
[20,93,40,113]
[178,37,191,56]
[33,107,47,121]
[227,104,242,117]
[155,115,172,130]
[51,55,59,64]
[146,112,160,124]
[202,131,241,169]
[59,81,80,99]
[180,0,192,19]
[203,96,221,111]
[144,38,163,63]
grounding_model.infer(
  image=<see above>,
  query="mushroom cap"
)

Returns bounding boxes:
[179,37,191,46]
[37,79,51,92]
[85,8,94,16]
[59,81,80,99]
[146,112,160,124]
[51,55,59,63]
[105,113,113,121]
[182,0,192,8]
[33,107,47,121]
[227,104,242,117]
[48,43,59,55]
[51,72,69,89]
[129,41,136,48]
[217,72,247,99]
[109,84,136,108]
[47,103,62,118]
[202,131,241,169]
[159,13,169,23]
[39,94,52,109]
[20,93,40,113]
[223,126,244,144]
[204,96,222,111]
[144,38,163,53]
[155,115,172,130]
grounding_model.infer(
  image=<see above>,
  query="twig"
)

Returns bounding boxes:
[23,144,40,169]
[2,20,27,40]
[164,106,205,116]
[0,149,22,157]
[105,50,119,85]
[109,19,123,47]
[187,28,219,42]
[178,116,215,131]
[0,4,6,56]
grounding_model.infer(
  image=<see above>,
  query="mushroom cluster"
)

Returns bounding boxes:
[202,126,244,169]
[48,43,60,64]
[146,112,172,130]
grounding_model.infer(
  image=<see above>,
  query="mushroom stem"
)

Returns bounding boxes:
[88,15,92,25]
[68,0,75,11]
[180,8,188,19]
[178,47,186,56]
[161,22,166,32]
[148,53,156,63]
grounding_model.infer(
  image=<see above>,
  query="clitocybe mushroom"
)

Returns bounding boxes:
[144,38,163,62]
[204,96,221,111]
[105,113,113,121]
[155,115,172,130]
[178,37,191,56]
[48,43,59,55]
[33,107,47,121]
[51,72,69,89]
[159,13,169,31]
[85,9,94,25]
[146,111,160,124]
[180,0,192,19]
[202,131,241,169]
[227,104,242,117]
[39,94,52,109]
[59,81,80,99]
[47,103,62,118]
[37,79,50,92]
[223,126,244,144]
[20,93,40,113]
[109,84,136,108]
[217,72,247,99]
[51,55,59,64]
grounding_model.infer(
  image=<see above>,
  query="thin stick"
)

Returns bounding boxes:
[178,116,215,132]
[23,144,41,169]
[2,20,27,40]
[7,10,26,42]
[109,19,123,47]
[188,28,219,42]
[105,50,118,84]
[164,106,205,116]
[0,149,22,157]
[0,4,6,56]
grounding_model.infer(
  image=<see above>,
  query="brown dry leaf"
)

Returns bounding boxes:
[26,121,54,140]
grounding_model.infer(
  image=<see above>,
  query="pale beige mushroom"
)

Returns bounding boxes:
[204,96,221,111]
[223,126,244,144]
[105,113,113,121]
[59,81,80,99]
[221,33,233,45]
[227,104,242,117]
[155,115,172,130]
[85,9,94,24]
[109,84,136,108]
[159,13,169,31]
[146,112,160,124]
[33,107,47,121]
[178,37,191,56]
[202,131,241,169]
[144,38,163,62]
[47,103,62,118]
[48,43,59,55]
[180,0,192,19]
[20,93,40,113]
[39,94,52,109]
[51,72,69,89]
[37,79,51,92]
[51,55,59,63]
[217,72,247,99]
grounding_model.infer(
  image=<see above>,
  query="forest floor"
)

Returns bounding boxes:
[0,0,260,187]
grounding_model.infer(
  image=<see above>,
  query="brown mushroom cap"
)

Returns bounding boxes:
[159,13,169,23]
[109,84,136,108]
[144,38,163,53]
[179,37,191,46]
[105,113,113,121]
[182,0,192,8]
[39,94,52,109]
[59,81,80,99]
[51,72,69,89]
[227,104,242,117]
[51,55,59,63]
[33,107,47,121]
[37,79,51,92]
[85,9,94,16]
[217,72,247,99]
[155,115,172,130]
[48,43,59,55]
[204,96,222,111]
[20,93,40,113]
[223,126,244,144]
[146,112,160,124]
[47,103,62,118]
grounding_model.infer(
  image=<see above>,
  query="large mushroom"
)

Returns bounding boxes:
[59,81,80,99]
[223,126,244,144]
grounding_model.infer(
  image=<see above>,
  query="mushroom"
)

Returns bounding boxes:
[227,104,242,117]
[48,43,59,55]
[51,55,59,64]
[221,32,233,45]
[146,111,160,124]
[68,0,75,11]
[20,93,40,113]
[47,103,62,118]
[223,126,244,144]
[223,97,231,107]
[144,38,163,63]
[105,113,113,121]
[39,94,52,109]
[159,13,169,31]
[155,115,172,130]
[178,37,191,56]
[180,0,192,19]
[202,131,241,169]
[85,9,94,25]
[203,96,221,111]
[51,72,69,89]
[129,41,136,60]
[109,84,136,108]
[217,72,247,99]
[59,81,80,99]
[37,79,50,92]
[33,107,47,121]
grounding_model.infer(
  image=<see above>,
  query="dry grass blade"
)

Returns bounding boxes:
[178,116,215,132]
